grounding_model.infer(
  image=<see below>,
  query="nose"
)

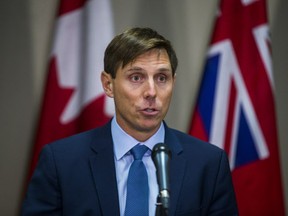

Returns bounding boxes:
[143,78,156,100]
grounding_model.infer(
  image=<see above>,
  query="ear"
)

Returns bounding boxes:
[173,73,177,84]
[101,71,114,98]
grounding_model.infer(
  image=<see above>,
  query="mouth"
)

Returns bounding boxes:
[141,108,159,116]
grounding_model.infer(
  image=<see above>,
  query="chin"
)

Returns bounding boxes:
[138,121,161,132]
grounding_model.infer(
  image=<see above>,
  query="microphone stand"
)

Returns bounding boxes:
[155,195,168,216]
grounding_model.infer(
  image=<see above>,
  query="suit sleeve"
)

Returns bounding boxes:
[21,145,62,216]
[208,151,238,216]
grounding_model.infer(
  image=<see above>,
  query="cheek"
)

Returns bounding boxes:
[160,87,173,103]
[114,85,138,106]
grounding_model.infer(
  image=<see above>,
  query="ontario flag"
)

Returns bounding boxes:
[189,0,286,215]
[28,0,115,176]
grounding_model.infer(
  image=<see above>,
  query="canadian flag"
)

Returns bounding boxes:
[29,0,114,176]
[189,0,286,215]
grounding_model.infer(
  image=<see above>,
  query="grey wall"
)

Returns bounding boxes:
[0,0,287,215]
[0,0,34,214]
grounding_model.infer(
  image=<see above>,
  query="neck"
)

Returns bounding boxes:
[114,117,162,142]
[130,129,159,142]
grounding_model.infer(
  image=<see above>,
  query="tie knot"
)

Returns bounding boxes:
[130,145,148,160]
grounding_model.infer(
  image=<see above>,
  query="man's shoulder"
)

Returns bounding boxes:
[45,122,111,153]
[166,127,229,169]
[166,126,225,154]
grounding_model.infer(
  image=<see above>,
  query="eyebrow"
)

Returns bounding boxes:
[157,68,172,73]
[126,66,143,72]
[123,67,143,76]
[126,66,172,73]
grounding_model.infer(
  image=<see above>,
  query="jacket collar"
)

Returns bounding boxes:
[164,124,186,216]
[89,121,120,215]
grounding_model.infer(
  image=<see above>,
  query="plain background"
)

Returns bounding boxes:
[0,0,287,215]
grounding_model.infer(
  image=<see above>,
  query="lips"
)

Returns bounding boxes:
[145,108,156,112]
[141,108,159,116]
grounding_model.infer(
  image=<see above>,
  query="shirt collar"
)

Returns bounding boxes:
[111,116,165,160]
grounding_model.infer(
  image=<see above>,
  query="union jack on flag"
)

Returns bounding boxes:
[189,0,286,215]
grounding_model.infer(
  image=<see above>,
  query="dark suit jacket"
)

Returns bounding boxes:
[21,122,238,216]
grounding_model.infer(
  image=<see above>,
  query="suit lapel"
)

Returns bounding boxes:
[164,125,187,216]
[89,123,120,216]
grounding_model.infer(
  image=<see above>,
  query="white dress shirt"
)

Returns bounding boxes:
[111,117,165,216]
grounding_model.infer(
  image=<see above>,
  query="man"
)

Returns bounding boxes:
[22,27,238,215]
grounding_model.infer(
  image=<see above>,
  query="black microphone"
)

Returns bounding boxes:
[152,143,171,212]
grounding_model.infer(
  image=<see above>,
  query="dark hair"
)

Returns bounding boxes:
[104,27,178,78]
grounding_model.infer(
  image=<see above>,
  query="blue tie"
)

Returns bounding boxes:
[125,145,149,216]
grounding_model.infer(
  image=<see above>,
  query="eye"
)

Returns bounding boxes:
[156,74,167,83]
[130,74,143,82]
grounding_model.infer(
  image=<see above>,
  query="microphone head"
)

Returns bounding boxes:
[152,143,171,158]
[152,143,171,178]
[152,143,171,211]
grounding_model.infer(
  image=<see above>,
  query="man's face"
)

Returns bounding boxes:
[102,49,176,141]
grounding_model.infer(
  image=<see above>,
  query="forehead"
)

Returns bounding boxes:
[138,48,168,58]
[127,49,171,68]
